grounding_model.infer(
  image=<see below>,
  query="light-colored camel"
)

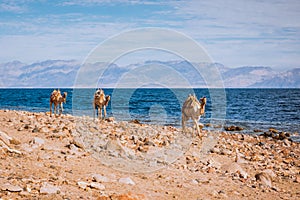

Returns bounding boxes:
[50,89,67,117]
[182,94,207,137]
[93,89,110,120]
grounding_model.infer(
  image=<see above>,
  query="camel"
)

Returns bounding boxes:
[182,94,207,137]
[50,89,67,117]
[93,88,110,120]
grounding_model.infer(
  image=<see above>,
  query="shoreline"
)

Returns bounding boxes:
[1,108,299,142]
[0,109,299,199]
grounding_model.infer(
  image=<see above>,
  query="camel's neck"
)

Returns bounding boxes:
[199,103,205,114]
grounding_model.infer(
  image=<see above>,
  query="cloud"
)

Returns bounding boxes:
[0,0,299,70]
[0,1,28,13]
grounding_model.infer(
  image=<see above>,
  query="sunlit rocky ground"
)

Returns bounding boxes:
[0,110,299,199]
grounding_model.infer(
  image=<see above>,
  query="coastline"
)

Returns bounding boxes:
[0,109,299,199]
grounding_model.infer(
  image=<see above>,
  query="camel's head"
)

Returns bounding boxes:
[200,97,207,105]
[95,89,105,99]
[63,92,67,103]
[105,95,111,106]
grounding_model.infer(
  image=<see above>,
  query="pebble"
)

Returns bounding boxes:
[255,172,272,187]
[118,177,135,185]
[39,182,60,194]
[90,182,105,190]
[0,183,23,192]
[33,137,45,146]
[93,174,111,183]
[221,162,248,179]
[224,125,244,131]
[77,181,89,189]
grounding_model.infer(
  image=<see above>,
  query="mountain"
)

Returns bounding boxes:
[0,60,299,88]
[0,60,80,87]
[221,66,277,88]
[251,68,300,88]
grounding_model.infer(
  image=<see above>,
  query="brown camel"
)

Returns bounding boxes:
[182,94,207,137]
[93,88,110,120]
[50,89,67,117]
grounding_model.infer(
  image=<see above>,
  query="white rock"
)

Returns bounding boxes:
[1,183,23,192]
[118,177,135,185]
[33,137,45,146]
[90,182,105,190]
[0,131,13,146]
[40,182,60,194]
[93,174,110,183]
[77,181,89,189]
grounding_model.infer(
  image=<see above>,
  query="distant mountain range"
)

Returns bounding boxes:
[0,60,299,88]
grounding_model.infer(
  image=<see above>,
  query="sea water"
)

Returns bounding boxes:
[0,88,299,141]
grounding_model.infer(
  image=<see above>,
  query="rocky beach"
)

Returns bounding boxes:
[0,109,299,200]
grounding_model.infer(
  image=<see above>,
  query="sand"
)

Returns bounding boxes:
[0,109,299,199]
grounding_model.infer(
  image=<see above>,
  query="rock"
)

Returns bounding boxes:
[294,176,300,183]
[255,172,272,187]
[0,140,22,154]
[0,131,13,145]
[207,167,215,173]
[77,181,89,189]
[105,117,115,122]
[32,126,39,133]
[1,183,23,192]
[207,159,222,170]
[198,123,204,130]
[278,132,287,140]
[224,126,244,131]
[129,119,141,124]
[90,182,105,190]
[269,128,278,133]
[33,137,45,146]
[40,127,50,134]
[40,182,60,194]
[118,177,135,185]
[92,174,110,183]
[221,162,248,179]
[24,124,30,129]
[262,132,272,138]
[70,139,84,149]
[220,149,232,155]
[10,138,21,145]
[210,147,221,154]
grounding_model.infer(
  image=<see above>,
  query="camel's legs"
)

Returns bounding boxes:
[182,114,187,133]
[99,106,102,120]
[54,103,56,117]
[50,101,52,117]
[93,103,96,119]
[193,118,201,137]
[103,106,107,119]
[59,102,63,115]
[54,103,58,117]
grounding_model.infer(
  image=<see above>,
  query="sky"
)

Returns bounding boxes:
[0,0,300,70]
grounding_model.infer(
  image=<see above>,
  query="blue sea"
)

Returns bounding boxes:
[0,88,299,141]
